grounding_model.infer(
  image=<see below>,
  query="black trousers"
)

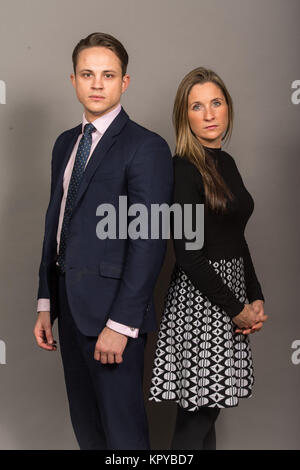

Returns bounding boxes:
[57,271,150,450]
[171,405,221,450]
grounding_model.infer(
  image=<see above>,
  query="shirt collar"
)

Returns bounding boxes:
[82,103,122,135]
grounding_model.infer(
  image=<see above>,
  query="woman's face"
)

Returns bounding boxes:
[187,81,228,148]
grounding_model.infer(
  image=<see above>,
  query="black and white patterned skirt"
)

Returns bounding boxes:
[148,256,254,410]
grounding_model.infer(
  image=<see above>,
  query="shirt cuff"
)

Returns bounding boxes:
[37,298,50,312]
[106,319,139,338]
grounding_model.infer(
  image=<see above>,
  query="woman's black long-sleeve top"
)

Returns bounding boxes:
[171,147,265,319]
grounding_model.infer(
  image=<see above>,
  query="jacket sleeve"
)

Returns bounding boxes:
[36,133,64,301]
[107,134,173,328]
[171,157,245,319]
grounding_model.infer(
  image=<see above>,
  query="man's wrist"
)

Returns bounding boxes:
[37,298,50,313]
[106,319,139,338]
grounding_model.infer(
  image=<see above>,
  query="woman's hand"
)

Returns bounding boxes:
[232,303,258,330]
[234,300,268,335]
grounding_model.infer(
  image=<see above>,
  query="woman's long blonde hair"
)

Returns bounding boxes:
[173,67,235,212]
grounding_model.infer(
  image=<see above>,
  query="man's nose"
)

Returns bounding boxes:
[91,75,104,89]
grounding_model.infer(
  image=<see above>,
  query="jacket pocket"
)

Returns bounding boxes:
[98,261,124,279]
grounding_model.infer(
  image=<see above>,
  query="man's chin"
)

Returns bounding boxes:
[85,104,114,117]
[86,106,106,115]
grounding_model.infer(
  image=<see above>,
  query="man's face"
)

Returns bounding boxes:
[70,46,130,121]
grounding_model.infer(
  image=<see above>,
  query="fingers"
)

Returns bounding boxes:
[94,328,127,364]
[93,350,123,364]
[45,327,56,349]
[235,321,264,335]
[235,328,253,335]
[259,314,268,322]
[251,322,264,331]
[34,313,57,351]
[249,314,268,330]
[115,353,123,364]
[34,326,57,351]
[108,353,115,364]
[235,311,268,335]
[94,349,101,362]
[235,328,252,335]
[255,309,268,321]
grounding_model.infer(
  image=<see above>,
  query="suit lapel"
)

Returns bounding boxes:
[49,107,129,219]
[72,107,129,210]
[50,125,82,216]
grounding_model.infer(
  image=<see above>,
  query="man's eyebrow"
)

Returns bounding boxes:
[78,69,118,74]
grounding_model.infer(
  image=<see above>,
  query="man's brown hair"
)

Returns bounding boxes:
[72,32,129,76]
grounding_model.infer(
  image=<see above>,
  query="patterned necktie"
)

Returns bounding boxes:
[57,122,96,272]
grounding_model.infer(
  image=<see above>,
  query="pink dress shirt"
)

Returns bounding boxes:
[37,103,139,338]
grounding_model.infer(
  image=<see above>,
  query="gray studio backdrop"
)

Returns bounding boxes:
[0,0,299,450]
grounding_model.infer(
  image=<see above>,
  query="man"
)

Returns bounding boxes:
[33,32,173,450]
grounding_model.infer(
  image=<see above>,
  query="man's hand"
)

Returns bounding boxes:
[94,327,128,364]
[33,311,57,351]
[235,300,268,335]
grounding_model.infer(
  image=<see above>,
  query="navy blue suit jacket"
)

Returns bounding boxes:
[37,107,173,336]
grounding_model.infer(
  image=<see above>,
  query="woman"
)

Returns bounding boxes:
[149,67,268,450]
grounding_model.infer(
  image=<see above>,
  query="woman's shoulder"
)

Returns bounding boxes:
[219,149,238,168]
[172,155,204,193]
[172,154,202,174]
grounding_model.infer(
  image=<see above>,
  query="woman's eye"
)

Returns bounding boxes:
[213,101,221,107]
[192,104,202,111]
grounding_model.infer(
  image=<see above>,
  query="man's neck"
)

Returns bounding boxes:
[84,102,121,123]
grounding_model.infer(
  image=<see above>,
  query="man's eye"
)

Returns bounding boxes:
[105,74,113,78]
[83,73,91,77]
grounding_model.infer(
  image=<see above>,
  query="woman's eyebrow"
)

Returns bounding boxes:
[190,97,225,105]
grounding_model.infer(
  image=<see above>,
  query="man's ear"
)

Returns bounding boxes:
[121,74,130,94]
[70,73,76,89]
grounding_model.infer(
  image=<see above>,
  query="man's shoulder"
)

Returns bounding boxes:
[125,117,169,148]
[55,123,81,144]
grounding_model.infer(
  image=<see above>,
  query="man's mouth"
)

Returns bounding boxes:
[89,96,105,100]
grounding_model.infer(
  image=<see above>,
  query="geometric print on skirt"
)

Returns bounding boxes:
[148,257,255,410]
